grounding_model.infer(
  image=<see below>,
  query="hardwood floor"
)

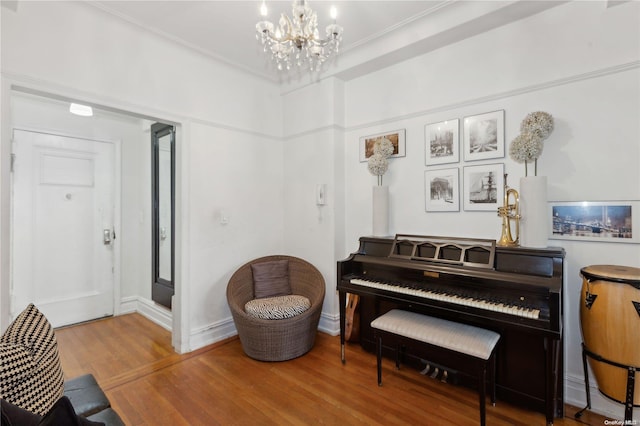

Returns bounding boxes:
[55,314,607,425]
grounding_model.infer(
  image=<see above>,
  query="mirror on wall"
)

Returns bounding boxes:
[151,122,175,309]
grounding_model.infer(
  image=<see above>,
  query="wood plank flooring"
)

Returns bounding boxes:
[55,314,608,425]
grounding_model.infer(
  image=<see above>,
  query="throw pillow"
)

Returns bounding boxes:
[251,260,291,299]
[0,343,38,389]
[0,304,64,416]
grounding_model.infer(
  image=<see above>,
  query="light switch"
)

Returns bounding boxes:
[220,210,229,225]
[316,184,326,205]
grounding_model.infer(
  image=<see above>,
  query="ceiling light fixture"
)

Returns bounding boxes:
[69,103,93,117]
[256,0,343,71]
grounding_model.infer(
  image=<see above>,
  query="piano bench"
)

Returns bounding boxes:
[371,309,500,426]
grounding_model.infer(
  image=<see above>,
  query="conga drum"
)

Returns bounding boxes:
[579,264,640,407]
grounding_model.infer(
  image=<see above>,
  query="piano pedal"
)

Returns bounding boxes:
[420,359,457,384]
[420,363,432,376]
[430,367,440,379]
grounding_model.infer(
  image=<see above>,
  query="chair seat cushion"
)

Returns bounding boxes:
[244,295,311,320]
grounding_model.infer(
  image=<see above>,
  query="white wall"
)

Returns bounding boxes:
[276,2,638,412]
[2,0,639,419]
[186,121,284,346]
[0,1,285,351]
[282,77,346,332]
[337,1,639,419]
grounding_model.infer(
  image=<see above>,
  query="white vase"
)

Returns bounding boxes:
[519,176,548,248]
[372,185,389,237]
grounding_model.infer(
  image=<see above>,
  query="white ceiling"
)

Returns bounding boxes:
[89,1,565,84]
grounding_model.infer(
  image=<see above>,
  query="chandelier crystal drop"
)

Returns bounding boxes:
[256,0,343,71]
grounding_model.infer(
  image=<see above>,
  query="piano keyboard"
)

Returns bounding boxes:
[350,278,541,319]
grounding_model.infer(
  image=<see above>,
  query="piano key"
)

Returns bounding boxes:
[350,278,541,320]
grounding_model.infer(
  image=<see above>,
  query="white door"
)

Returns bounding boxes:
[11,129,115,327]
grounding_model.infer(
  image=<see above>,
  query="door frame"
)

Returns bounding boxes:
[1,80,190,354]
[9,126,122,323]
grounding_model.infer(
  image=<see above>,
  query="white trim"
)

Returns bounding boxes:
[112,139,122,317]
[1,78,12,330]
[565,371,640,420]
[2,71,272,139]
[86,2,277,84]
[119,296,172,332]
[188,317,237,352]
[172,121,190,354]
[318,311,339,336]
[345,61,640,133]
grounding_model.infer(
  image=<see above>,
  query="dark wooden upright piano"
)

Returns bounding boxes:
[337,235,565,425]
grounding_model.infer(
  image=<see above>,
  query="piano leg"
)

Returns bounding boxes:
[339,290,347,364]
[545,337,561,425]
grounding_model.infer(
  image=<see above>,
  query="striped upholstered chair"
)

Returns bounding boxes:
[226,255,325,361]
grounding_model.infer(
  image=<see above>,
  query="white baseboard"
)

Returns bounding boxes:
[318,312,339,336]
[119,296,237,351]
[189,312,340,351]
[188,317,237,351]
[565,372,639,420]
[118,296,172,331]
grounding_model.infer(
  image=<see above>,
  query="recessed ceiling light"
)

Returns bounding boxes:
[69,103,93,117]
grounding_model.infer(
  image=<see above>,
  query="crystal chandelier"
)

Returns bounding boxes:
[256,0,343,71]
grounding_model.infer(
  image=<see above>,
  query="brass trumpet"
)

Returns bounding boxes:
[497,174,521,247]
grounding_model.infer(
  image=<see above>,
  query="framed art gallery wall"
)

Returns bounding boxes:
[336,2,640,420]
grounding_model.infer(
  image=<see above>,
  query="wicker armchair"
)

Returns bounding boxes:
[226,255,326,361]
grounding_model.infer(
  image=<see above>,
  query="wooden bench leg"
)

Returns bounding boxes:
[479,365,487,426]
[490,354,497,406]
[377,335,383,386]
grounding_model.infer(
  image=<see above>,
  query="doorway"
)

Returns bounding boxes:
[151,123,175,309]
[11,129,116,327]
[3,87,186,352]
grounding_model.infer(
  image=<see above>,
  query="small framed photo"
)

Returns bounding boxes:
[425,168,459,212]
[425,119,459,166]
[549,201,639,243]
[359,129,406,162]
[463,110,505,161]
[463,163,504,211]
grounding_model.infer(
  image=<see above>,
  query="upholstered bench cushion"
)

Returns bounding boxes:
[245,295,311,320]
[371,309,500,360]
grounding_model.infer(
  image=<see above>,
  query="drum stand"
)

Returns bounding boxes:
[575,343,639,422]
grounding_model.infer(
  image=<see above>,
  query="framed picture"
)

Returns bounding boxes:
[549,201,639,243]
[359,129,406,162]
[425,119,459,166]
[425,168,459,212]
[463,163,504,211]
[463,110,504,161]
